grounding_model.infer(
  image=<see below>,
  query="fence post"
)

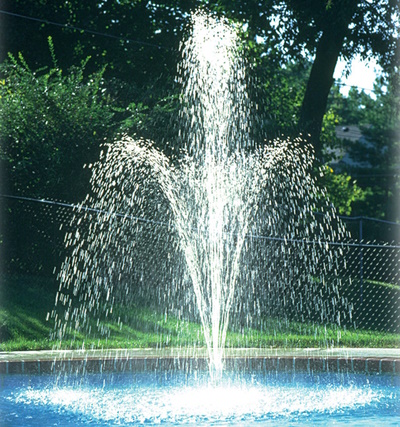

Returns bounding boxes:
[359,218,363,304]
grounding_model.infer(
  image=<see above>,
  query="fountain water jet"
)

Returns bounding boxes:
[53,11,347,379]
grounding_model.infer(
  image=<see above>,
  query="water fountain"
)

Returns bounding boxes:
[2,11,399,427]
[52,11,347,378]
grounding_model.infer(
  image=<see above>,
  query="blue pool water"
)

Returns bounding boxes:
[1,370,399,426]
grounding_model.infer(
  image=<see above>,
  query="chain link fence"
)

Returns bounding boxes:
[1,194,399,339]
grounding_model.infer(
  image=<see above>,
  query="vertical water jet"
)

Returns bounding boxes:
[53,11,348,379]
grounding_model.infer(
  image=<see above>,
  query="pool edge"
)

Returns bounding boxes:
[0,349,399,375]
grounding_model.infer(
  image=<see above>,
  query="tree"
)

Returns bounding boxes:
[206,0,399,157]
[0,1,198,105]
[0,0,203,153]
[1,0,398,219]
[327,77,400,222]
[0,41,124,275]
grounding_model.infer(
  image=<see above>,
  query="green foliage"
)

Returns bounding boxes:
[320,107,340,153]
[115,94,181,150]
[2,0,195,97]
[0,40,116,201]
[210,0,399,155]
[209,0,399,69]
[327,77,400,220]
[319,166,367,216]
[258,60,310,138]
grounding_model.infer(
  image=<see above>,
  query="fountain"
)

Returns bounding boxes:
[52,11,347,378]
[2,11,399,427]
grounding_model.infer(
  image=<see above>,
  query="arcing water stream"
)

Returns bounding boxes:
[53,11,347,379]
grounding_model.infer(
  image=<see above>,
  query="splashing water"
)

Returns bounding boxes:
[10,374,390,426]
[52,12,348,379]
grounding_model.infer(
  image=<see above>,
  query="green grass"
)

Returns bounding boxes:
[0,274,399,351]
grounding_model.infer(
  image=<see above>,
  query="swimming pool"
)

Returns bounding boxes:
[1,369,399,426]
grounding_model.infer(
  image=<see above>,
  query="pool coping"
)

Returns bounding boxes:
[0,348,399,375]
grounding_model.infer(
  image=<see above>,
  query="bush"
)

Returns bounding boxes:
[0,38,116,202]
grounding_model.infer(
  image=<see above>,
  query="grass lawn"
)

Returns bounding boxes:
[0,274,399,351]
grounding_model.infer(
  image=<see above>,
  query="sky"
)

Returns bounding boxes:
[334,55,380,96]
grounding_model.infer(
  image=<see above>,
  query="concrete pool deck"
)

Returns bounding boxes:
[0,348,399,375]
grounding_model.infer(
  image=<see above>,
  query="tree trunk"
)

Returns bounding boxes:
[298,28,345,159]
[299,3,357,159]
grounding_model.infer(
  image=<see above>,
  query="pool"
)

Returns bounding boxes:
[1,368,399,426]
